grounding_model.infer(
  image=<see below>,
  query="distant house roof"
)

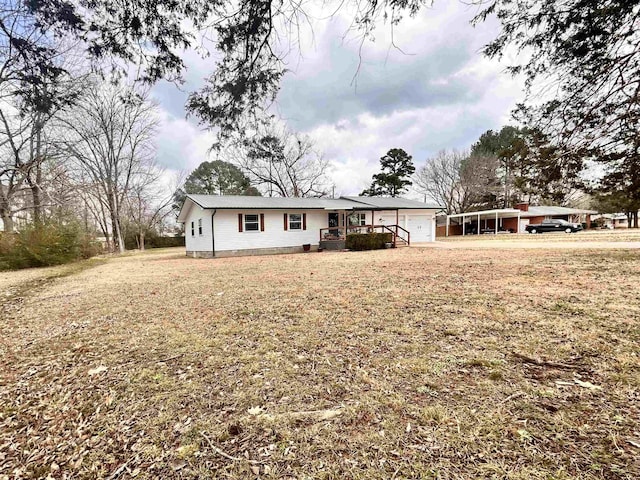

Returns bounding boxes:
[525,206,597,216]
[595,213,628,220]
[177,194,442,222]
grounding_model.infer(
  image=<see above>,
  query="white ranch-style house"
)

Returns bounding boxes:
[178,195,441,258]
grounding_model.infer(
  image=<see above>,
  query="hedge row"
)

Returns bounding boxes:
[345,232,393,251]
[0,222,102,271]
[123,234,185,250]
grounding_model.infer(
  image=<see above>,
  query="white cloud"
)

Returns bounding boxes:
[147,2,525,198]
[153,109,217,173]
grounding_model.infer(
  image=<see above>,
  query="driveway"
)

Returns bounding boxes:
[413,230,640,249]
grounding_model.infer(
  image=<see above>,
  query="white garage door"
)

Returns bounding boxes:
[407,215,432,242]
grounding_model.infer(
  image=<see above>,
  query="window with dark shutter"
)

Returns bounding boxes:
[288,213,302,230]
[238,214,243,232]
[260,214,265,232]
[283,213,288,231]
[303,213,307,230]
[244,214,259,231]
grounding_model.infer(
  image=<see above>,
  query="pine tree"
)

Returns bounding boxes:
[361,148,415,197]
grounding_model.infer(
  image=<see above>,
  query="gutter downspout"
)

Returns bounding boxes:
[211,209,217,257]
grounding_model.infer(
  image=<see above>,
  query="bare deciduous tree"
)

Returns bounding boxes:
[124,168,178,251]
[226,124,330,198]
[59,83,159,253]
[414,150,500,215]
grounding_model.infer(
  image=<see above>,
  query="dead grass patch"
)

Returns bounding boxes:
[1,247,639,478]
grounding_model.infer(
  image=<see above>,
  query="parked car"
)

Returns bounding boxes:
[525,219,583,234]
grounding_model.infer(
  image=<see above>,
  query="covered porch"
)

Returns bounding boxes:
[318,208,411,249]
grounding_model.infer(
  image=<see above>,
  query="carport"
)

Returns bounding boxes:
[445,208,523,236]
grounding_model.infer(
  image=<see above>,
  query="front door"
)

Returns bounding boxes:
[328,212,339,236]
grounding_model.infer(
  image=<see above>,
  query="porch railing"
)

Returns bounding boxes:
[319,224,410,246]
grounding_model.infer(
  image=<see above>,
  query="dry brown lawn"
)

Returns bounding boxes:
[439,229,640,244]
[1,245,639,479]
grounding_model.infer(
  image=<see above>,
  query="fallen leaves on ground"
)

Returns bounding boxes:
[1,246,639,479]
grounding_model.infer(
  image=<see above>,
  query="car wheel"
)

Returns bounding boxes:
[530,228,537,234]
[565,227,572,233]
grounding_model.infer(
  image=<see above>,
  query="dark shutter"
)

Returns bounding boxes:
[238,214,243,232]
[302,213,307,230]
[260,214,265,232]
[283,213,288,231]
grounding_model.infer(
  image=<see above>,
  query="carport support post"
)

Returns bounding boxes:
[495,212,498,234]
[477,213,480,235]
[462,214,466,236]
[446,216,449,237]
[517,211,521,233]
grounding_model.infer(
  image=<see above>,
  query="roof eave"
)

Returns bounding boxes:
[177,196,208,223]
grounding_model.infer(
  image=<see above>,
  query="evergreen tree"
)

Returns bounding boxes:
[361,148,415,197]
[173,160,260,212]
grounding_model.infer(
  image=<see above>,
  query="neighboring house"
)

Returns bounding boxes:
[177,195,441,258]
[441,203,597,236]
[593,213,629,229]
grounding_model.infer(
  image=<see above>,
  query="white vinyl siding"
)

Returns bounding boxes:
[184,203,213,252]
[214,210,324,252]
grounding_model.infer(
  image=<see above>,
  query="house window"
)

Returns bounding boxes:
[349,213,366,226]
[191,221,195,236]
[198,218,203,235]
[244,214,260,231]
[289,213,302,230]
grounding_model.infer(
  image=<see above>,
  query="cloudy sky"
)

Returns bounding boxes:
[150,2,525,198]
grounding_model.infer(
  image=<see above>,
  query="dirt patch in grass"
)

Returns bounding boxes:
[1,247,639,479]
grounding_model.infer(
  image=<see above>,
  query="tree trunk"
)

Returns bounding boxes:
[1,209,14,232]
[30,178,42,225]
[633,211,639,228]
[139,231,145,251]
[107,189,125,253]
[30,111,44,225]
[113,215,125,253]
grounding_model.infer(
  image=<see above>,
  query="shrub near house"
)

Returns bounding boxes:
[346,232,393,251]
